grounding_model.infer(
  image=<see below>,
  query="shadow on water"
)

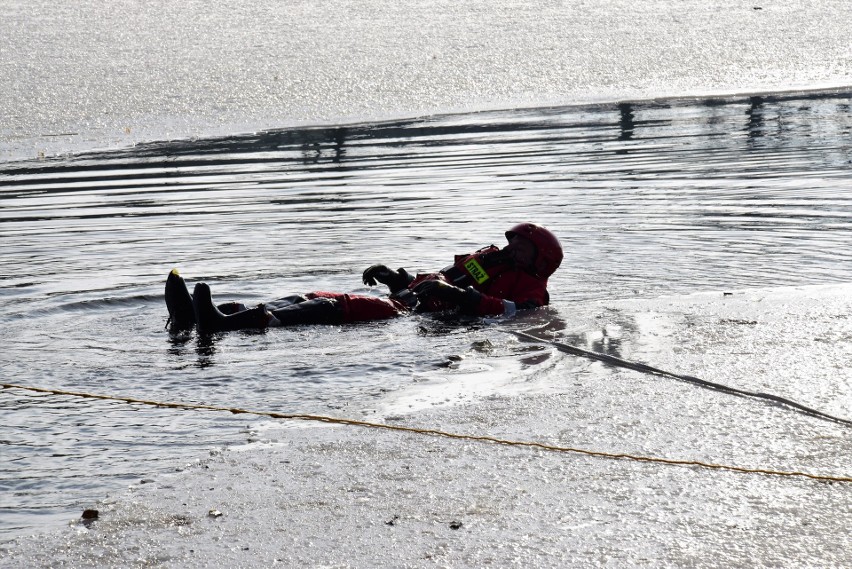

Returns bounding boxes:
[193,334,219,368]
[166,333,221,369]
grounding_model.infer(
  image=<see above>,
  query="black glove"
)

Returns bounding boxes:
[362,265,412,293]
[413,280,482,313]
[412,280,470,304]
[479,247,511,266]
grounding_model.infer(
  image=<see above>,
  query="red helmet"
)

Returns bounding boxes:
[505,223,563,278]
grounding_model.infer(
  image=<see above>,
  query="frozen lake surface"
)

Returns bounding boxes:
[2,1,852,566]
[4,285,852,567]
[2,93,852,567]
[2,0,851,161]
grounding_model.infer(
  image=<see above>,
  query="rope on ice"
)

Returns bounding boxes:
[3,382,851,484]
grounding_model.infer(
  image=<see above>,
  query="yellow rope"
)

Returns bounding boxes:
[4,382,851,484]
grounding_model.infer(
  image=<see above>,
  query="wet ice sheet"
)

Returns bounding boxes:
[2,0,852,160]
[4,0,852,551]
[4,284,851,567]
[2,92,852,545]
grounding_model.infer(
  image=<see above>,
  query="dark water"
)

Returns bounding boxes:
[1,91,851,541]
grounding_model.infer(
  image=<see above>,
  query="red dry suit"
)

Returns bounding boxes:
[308,245,550,323]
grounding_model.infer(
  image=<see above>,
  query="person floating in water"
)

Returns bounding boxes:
[165,223,562,334]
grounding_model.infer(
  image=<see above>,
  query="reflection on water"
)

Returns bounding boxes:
[1,91,852,541]
[618,102,634,143]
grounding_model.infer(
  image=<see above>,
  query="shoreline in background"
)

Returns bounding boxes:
[3,84,851,166]
[4,0,852,163]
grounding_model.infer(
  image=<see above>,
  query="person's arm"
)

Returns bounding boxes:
[475,293,546,317]
[413,276,550,316]
[412,280,547,317]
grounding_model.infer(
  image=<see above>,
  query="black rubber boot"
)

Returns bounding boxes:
[165,269,196,331]
[193,283,270,334]
[270,297,344,325]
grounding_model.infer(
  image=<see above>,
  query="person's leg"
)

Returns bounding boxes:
[306,292,406,322]
[193,283,271,334]
[190,284,406,332]
[268,293,405,326]
[216,301,248,315]
[166,270,250,330]
[269,296,345,325]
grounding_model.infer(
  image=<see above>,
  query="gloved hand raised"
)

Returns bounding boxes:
[362,265,412,293]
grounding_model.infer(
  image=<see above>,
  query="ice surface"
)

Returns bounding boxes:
[3,1,852,565]
[2,0,851,161]
[4,284,851,567]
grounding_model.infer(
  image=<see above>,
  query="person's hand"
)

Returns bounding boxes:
[363,265,394,286]
[363,265,412,292]
[412,280,466,304]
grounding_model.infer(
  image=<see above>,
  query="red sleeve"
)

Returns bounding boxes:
[475,294,508,316]
[472,272,549,316]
